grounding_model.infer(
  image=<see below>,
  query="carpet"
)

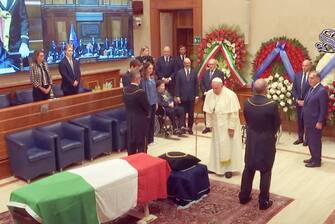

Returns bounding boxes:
[0,180,293,224]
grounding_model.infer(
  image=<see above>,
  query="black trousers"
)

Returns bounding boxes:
[147,104,156,144]
[33,86,50,102]
[165,106,185,129]
[296,104,305,140]
[63,86,79,96]
[306,127,322,163]
[180,100,195,129]
[239,166,272,203]
[127,140,147,155]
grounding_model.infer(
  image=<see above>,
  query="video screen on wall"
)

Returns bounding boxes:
[0,0,133,75]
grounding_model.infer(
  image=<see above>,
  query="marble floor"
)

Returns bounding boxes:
[1,124,335,224]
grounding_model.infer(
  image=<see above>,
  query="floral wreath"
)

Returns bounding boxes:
[252,37,310,81]
[196,25,247,90]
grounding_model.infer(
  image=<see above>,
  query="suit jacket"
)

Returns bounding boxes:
[156,56,175,80]
[1,0,29,52]
[175,68,199,101]
[200,69,225,93]
[173,55,186,74]
[122,70,131,88]
[292,72,311,100]
[243,95,281,171]
[302,84,328,128]
[58,57,81,94]
[123,84,150,144]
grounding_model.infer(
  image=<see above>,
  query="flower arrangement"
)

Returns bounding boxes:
[253,37,310,80]
[196,25,247,90]
[265,73,294,113]
[92,82,113,92]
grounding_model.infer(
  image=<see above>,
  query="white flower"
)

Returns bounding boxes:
[286,92,291,97]
[279,77,284,82]
[330,95,335,100]
[276,90,281,95]
[275,73,280,78]
[283,107,288,112]
[287,85,292,91]
[277,83,283,89]
[280,101,285,107]
[271,82,278,88]
[287,99,293,105]
[269,76,273,81]
[284,80,289,85]
[207,43,212,48]
[267,94,271,99]
[272,95,278,100]
[265,78,269,83]
[279,94,285,99]
[281,87,287,93]
[270,89,275,94]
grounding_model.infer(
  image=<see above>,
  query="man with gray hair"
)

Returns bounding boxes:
[239,78,280,210]
[203,77,242,178]
[156,46,175,94]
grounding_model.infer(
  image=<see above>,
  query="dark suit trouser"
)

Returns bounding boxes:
[306,127,322,163]
[239,166,272,203]
[296,105,304,140]
[181,100,195,129]
[165,106,185,129]
[63,87,79,96]
[147,104,156,144]
[33,86,50,102]
[127,141,146,156]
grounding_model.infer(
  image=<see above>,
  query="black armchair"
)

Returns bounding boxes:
[96,107,127,152]
[15,89,33,105]
[0,93,11,108]
[6,129,56,183]
[37,122,85,171]
[69,115,112,160]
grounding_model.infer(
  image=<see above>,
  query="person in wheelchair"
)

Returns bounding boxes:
[156,80,185,135]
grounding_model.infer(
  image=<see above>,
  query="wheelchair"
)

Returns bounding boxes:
[154,105,173,138]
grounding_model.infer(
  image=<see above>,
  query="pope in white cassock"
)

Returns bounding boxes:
[203,77,243,178]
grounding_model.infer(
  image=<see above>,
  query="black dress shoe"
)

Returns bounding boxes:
[293,139,303,145]
[305,162,321,168]
[188,129,193,135]
[303,141,308,146]
[202,127,211,134]
[225,171,233,179]
[239,196,252,204]
[303,158,312,163]
[259,200,273,210]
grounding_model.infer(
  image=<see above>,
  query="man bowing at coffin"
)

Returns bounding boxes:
[203,77,243,178]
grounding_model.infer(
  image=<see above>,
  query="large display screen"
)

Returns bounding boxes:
[0,0,133,75]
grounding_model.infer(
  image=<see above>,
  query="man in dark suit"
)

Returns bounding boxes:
[302,71,328,168]
[0,0,30,71]
[292,59,312,145]
[122,58,142,88]
[58,44,81,96]
[239,78,281,210]
[175,57,199,134]
[200,58,225,134]
[123,70,150,155]
[156,46,175,95]
[173,45,187,74]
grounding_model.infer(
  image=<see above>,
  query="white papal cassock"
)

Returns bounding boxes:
[203,87,243,175]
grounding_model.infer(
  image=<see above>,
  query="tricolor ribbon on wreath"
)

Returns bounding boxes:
[318,54,335,80]
[197,43,247,87]
[253,42,295,81]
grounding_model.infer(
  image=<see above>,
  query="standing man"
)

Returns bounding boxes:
[302,71,328,168]
[122,58,142,88]
[156,46,175,94]
[173,45,187,74]
[239,78,281,210]
[175,58,199,134]
[123,70,150,155]
[292,59,311,145]
[58,44,81,96]
[201,58,225,134]
[203,77,242,178]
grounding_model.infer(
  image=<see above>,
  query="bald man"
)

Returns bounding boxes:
[156,46,175,94]
[203,77,242,178]
[175,58,199,134]
[239,78,281,210]
[292,60,312,145]
[200,58,225,134]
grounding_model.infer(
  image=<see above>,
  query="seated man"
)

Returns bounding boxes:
[156,80,185,135]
